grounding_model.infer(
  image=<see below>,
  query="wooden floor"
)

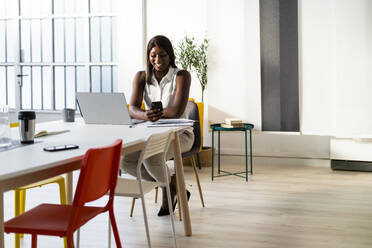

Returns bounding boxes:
[4,155,372,248]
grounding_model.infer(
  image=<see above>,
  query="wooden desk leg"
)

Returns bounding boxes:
[66,172,73,204]
[0,190,4,248]
[173,132,192,236]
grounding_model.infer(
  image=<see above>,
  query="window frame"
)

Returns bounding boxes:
[0,0,118,112]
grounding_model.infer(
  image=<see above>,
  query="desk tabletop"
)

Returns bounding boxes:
[0,119,179,183]
[0,118,194,243]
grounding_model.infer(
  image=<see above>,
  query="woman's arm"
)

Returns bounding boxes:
[129,71,163,121]
[162,69,191,118]
[129,71,146,120]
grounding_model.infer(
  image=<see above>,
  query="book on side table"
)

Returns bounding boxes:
[222,118,243,128]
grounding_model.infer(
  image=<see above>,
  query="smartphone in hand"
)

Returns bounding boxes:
[150,101,163,111]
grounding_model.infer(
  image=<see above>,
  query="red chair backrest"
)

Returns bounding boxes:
[68,139,122,232]
[73,139,122,206]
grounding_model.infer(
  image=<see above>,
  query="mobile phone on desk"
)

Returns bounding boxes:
[151,101,163,111]
[43,144,79,152]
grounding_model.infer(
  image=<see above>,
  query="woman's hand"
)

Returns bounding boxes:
[146,108,163,122]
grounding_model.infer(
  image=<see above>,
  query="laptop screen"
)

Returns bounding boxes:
[76,92,134,125]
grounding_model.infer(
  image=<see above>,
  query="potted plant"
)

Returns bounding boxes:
[176,36,209,102]
[176,35,213,167]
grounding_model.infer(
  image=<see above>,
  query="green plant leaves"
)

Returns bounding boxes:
[175,35,209,102]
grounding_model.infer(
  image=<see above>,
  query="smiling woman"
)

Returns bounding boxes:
[121,35,195,216]
[129,35,191,122]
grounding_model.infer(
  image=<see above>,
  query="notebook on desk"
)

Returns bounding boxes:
[76,92,145,125]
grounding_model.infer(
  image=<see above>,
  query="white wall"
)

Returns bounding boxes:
[299,0,335,135]
[300,0,372,138]
[333,0,372,138]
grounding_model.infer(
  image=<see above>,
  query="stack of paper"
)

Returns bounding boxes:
[147,118,194,127]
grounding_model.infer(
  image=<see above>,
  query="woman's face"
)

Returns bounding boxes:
[149,46,170,72]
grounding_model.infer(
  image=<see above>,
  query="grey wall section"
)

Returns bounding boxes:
[260,0,281,131]
[260,0,299,131]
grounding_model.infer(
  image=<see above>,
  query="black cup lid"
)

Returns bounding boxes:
[18,111,36,120]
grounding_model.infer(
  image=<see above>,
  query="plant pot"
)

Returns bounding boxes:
[182,146,214,167]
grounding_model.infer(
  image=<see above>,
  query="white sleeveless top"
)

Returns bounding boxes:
[143,66,182,113]
[143,66,193,139]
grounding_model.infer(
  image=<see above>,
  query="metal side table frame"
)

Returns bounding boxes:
[211,123,254,181]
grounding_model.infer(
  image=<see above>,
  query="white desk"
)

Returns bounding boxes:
[0,119,192,247]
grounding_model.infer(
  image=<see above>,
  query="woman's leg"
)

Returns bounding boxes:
[141,130,194,183]
[159,174,177,213]
[121,130,194,214]
[120,151,154,181]
[159,130,194,211]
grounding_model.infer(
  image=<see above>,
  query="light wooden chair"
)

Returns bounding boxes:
[108,130,177,248]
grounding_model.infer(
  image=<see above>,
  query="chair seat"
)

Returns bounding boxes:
[16,176,65,190]
[5,203,103,236]
[114,178,158,197]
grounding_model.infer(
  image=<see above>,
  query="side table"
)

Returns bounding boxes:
[210,123,254,181]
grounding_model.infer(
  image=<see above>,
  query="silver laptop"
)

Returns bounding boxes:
[76,92,145,125]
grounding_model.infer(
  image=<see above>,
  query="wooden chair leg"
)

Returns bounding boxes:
[196,153,201,170]
[154,186,158,203]
[177,190,182,221]
[191,155,205,207]
[130,198,136,217]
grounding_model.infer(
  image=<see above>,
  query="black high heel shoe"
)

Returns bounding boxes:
[172,190,191,211]
[157,190,191,217]
[157,207,171,216]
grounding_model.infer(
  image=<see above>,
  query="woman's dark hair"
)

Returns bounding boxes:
[145,35,177,84]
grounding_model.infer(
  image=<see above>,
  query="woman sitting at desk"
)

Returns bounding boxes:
[121,35,194,216]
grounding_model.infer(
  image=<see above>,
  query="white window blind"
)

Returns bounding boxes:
[300,0,372,138]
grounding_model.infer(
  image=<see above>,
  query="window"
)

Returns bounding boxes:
[0,0,117,111]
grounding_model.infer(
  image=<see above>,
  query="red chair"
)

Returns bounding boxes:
[4,139,123,248]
